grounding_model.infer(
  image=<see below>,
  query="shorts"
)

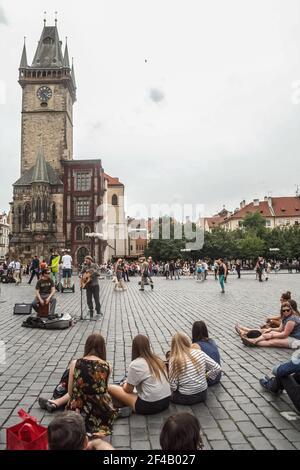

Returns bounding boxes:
[62,269,72,279]
[135,396,170,415]
[288,337,300,349]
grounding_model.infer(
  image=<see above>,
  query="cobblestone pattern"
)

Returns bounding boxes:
[0,273,300,450]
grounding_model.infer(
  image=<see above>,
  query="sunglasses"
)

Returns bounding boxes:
[282,308,291,312]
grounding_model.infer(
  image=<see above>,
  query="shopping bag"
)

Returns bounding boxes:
[6,409,48,450]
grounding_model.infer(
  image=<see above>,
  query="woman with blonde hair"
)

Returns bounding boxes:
[108,334,170,415]
[168,332,221,405]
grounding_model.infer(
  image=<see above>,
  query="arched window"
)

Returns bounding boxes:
[36,197,42,222]
[18,206,22,229]
[76,226,83,241]
[112,194,118,206]
[42,198,48,222]
[84,226,90,238]
[51,203,56,224]
[77,247,89,267]
[23,203,31,228]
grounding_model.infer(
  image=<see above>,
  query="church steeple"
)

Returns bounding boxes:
[31,23,64,68]
[71,59,77,90]
[32,147,50,184]
[63,39,70,68]
[19,39,28,68]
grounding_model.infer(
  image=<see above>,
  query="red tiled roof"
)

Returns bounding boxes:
[227,201,272,220]
[103,173,124,186]
[205,216,227,228]
[271,197,300,217]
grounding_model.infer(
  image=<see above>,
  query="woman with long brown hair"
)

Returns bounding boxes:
[108,334,170,415]
[39,333,117,437]
[168,332,221,405]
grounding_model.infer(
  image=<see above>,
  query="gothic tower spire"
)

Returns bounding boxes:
[19,38,28,68]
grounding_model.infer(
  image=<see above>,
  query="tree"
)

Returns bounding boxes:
[242,212,266,238]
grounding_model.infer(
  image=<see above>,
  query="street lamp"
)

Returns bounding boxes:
[85,233,104,263]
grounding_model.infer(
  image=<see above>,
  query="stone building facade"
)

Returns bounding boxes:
[9,21,108,264]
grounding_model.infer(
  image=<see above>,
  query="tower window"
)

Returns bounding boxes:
[112,194,118,206]
[75,171,91,191]
[76,226,83,240]
[76,199,90,216]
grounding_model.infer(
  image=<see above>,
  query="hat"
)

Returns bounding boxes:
[85,256,93,262]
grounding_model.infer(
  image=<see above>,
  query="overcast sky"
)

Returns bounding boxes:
[0,0,300,217]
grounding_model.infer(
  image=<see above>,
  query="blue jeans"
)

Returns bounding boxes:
[271,357,300,412]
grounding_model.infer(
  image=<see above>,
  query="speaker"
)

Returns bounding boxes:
[13,303,32,315]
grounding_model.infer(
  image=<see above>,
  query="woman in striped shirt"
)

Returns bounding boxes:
[168,332,221,405]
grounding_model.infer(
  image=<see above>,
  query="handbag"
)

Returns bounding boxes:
[6,409,48,450]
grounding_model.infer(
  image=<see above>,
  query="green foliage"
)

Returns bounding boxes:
[145,216,300,261]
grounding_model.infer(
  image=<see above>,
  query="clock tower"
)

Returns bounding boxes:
[9,20,77,260]
[19,20,76,175]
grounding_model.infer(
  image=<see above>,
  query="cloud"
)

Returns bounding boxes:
[0,5,7,25]
[148,87,165,103]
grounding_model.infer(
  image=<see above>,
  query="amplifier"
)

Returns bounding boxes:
[13,303,32,315]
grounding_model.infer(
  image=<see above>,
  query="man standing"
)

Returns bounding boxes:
[28,255,40,284]
[236,259,242,279]
[13,259,21,285]
[139,257,154,291]
[49,251,61,285]
[81,256,102,319]
[61,250,73,289]
[32,268,57,317]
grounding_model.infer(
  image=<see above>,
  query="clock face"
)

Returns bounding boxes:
[37,86,52,102]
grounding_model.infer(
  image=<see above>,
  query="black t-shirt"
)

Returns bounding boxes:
[36,278,54,295]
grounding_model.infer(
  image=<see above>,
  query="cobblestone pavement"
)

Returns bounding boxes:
[0,273,300,450]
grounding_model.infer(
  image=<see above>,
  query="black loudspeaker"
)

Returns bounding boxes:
[13,303,32,315]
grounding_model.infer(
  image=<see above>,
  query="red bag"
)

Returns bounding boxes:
[6,409,48,450]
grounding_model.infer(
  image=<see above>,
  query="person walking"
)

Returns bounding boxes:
[217,259,227,294]
[139,257,154,291]
[28,255,40,284]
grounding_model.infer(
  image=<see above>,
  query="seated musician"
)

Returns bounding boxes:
[32,268,57,318]
[81,256,102,319]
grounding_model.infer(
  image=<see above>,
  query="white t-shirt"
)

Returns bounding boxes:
[62,255,72,269]
[126,357,171,402]
[14,262,21,271]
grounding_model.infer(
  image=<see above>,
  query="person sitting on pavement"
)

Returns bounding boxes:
[32,268,57,318]
[241,302,300,349]
[235,298,299,338]
[108,334,170,416]
[160,413,204,451]
[168,332,221,405]
[259,350,300,413]
[39,334,117,437]
[48,411,115,450]
[191,321,221,386]
[261,291,292,328]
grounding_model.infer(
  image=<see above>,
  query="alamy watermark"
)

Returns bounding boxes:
[0,341,6,365]
[291,80,300,105]
[0,80,6,105]
[95,201,205,251]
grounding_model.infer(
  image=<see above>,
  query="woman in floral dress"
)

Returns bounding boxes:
[66,333,117,436]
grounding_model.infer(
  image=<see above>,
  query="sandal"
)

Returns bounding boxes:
[46,401,58,412]
[241,336,257,347]
[235,324,242,336]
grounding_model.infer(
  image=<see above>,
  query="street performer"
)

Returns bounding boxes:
[32,268,57,318]
[80,256,103,319]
